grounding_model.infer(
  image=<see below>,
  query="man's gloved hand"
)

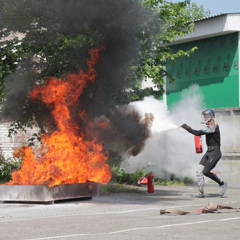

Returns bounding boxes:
[181,124,190,130]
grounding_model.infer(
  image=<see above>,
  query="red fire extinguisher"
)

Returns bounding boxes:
[147,172,154,193]
[194,135,203,154]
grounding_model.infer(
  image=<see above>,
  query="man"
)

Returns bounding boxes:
[181,109,227,198]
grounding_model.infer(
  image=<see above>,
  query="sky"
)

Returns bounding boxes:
[170,0,240,16]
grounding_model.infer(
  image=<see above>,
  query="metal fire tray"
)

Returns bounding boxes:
[0,182,99,203]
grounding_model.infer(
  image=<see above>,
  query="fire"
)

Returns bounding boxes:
[7,49,111,187]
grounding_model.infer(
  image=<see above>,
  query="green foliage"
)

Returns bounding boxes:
[129,169,149,185]
[24,33,96,79]
[139,0,210,87]
[111,166,194,186]
[0,38,24,100]
[155,177,194,186]
[0,0,210,133]
[155,176,194,186]
[0,154,21,182]
[155,178,184,186]
[111,166,130,184]
[111,166,148,185]
[0,0,102,135]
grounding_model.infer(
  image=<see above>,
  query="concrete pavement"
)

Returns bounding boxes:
[0,170,239,240]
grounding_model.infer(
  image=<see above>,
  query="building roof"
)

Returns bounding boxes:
[169,13,240,45]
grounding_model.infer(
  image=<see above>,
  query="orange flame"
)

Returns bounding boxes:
[7,49,111,187]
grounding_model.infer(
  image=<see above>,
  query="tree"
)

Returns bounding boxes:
[139,0,210,91]
[0,0,209,156]
[0,0,210,101]
[0,0,146,128]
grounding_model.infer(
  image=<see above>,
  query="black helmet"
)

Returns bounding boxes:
[202,109,215,118]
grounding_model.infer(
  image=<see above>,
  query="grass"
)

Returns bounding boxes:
[155,177,194,186]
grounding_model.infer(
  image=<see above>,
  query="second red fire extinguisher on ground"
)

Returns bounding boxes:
[147,172,154,193]
[194,135,203,154]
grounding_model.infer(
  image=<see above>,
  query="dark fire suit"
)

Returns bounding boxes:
[182,121,224,194]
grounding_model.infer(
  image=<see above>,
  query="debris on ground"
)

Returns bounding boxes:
[160,202,239,215]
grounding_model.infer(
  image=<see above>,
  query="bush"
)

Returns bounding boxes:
[111,166,148,185]
[0,154,21,182]
[111,166,194,186]
[129,169,148,185]
[111,166,130,184]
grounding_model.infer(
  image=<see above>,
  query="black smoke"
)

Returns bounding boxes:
[1,0,156,157]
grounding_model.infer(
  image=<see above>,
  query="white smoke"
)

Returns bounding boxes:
[121,85,206,179]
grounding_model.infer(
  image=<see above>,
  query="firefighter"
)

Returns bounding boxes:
[181,109,228,198]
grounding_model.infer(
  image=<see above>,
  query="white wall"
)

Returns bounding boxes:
[0,122,40,159]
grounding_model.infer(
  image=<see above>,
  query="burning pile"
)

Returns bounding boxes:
[1,0,154,188]
[8,49,111,187]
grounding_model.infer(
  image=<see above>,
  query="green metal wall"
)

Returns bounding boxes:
[166,33,239,109]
